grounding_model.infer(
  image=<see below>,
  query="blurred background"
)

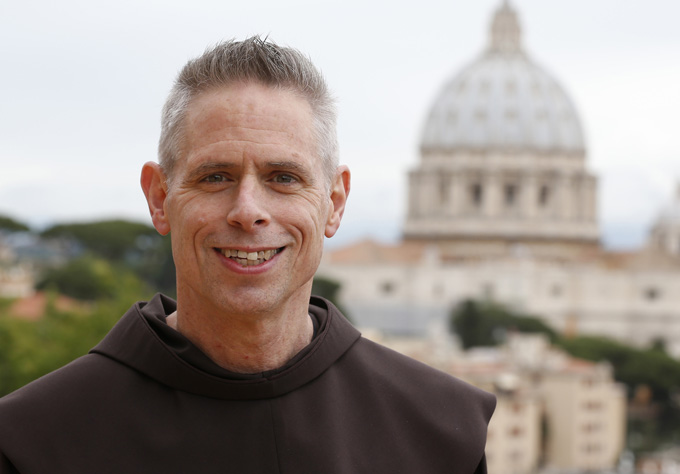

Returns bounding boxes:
[1,1,680,472]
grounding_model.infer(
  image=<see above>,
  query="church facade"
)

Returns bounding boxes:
[318,2,680,357]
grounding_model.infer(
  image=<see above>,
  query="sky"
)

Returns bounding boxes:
[1,0,679,250]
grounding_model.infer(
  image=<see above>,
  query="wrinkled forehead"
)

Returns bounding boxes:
[191,84,309,131]
[175,83,320,169]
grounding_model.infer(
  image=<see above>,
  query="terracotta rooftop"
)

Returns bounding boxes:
[7,292,85,321]
[323,239,427,265]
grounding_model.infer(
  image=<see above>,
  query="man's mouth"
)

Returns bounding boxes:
[218,248,283,267]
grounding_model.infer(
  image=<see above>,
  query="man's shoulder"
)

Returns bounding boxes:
[355,337,485,384]
[307,335,495,472]
[343,336,496,413]
[0,353,127,423]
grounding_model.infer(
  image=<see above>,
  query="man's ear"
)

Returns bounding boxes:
[140,162,171,236]
[325,165,351,238]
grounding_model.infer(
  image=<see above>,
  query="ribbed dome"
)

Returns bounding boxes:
[421,2,585,154]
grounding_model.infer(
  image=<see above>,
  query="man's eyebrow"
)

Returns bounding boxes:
[263,161,317,184]
[184,162,237,182]
[183,160,317,184]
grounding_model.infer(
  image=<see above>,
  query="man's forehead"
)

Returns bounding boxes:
[172,82,320,173]
[184,84,312,139]
[189,83,311,120]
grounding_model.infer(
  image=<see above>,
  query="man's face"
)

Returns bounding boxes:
[145,82,347,317]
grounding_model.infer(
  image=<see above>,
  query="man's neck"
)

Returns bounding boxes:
[165,303,314,374]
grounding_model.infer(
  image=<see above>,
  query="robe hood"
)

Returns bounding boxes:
[91,294,362,401]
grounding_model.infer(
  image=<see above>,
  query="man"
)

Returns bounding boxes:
[0,37,495,473]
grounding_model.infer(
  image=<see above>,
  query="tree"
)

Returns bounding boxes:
[557,335,680,402]
[41,220,159,262]
[312,275,351,322]
[0,292,143,396]
[449,298,680,451]
[0,215,30,233]
[36,255,147,301]
[40,219,175,295]
[449,298,557,349]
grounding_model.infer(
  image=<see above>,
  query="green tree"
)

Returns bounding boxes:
[312,275,351,322]
[0,284,154,396]
[37,256,117,300]
[40,219,175,295]
[36,255,149,301]
[41,220,159,262]
[0,215,30,233]
[557,335,680,402]
[449,298,680,451]
[449,298,556,349]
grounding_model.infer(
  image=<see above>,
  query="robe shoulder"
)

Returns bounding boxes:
[0,296,496,473]
[267,335,496,473]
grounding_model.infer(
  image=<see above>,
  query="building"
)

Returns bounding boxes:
[371,332,626,473]
[317,1,680,358]
[0,233,34,299]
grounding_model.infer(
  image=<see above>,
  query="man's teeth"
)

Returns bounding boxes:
[221,248,280,266]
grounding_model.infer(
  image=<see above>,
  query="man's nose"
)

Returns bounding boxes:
[226,178,270,231]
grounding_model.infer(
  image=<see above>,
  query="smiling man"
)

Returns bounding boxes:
[0,38,495,473]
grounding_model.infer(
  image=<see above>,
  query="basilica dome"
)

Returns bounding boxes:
[405,1,599,255]
[421,2,585,154]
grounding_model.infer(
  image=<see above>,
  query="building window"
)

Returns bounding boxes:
[645,287,660,301]
[539,185,550,206]
[584,400,602,411]
[582,423,601,433]
[504,184,518,206]
[582,443,602,454]
[470,183,483,208]
[439,177,448,205]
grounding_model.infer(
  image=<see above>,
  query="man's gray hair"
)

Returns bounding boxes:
[158,36,339,185]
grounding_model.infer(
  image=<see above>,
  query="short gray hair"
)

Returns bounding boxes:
[158,36,338,186]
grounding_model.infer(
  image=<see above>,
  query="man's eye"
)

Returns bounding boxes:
[273,174,297,184]
[204,174,227,183]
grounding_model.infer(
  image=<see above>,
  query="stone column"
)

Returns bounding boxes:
[523,171,538,219]
[484,170,500,218]
[451,172,465,217]
[555,173,570,221]
[422,171,439,217]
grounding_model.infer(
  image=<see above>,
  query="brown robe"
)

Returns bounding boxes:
[0,294,495,473]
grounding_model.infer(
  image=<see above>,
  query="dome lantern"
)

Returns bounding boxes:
[489,1,522,54]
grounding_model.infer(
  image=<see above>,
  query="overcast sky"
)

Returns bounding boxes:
[1,0,679,250]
